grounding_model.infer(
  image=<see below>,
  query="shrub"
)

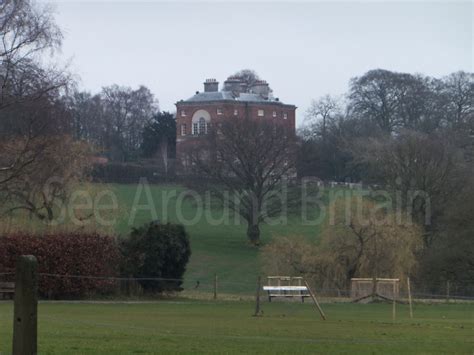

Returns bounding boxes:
[120,222,191,293]
[91,162,176,184]
[418,231,474,296]
[0,233,120,298]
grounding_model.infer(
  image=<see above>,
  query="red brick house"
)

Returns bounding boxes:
[175,76,296,171]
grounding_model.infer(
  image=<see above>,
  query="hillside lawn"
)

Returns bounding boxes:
[0,301,472,354]
[1,184,473,353]
[2,183,334,292]
[104,183,332,292]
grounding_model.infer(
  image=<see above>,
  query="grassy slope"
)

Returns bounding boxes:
[0,302,472,354]
[0,183,356,292]
[109,183,327,291]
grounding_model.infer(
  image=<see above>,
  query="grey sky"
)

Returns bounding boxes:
[51,1,473,126]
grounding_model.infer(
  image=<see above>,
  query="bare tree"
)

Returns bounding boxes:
[63,90,104,143]
[304,95,342,140]
[322,197,423,286]
[0,0,89,226]
[232,69,260,92]
[1,135,92,222]
[298,97,357,181]
[351,130,467,245]
[0,0,63,110]
[348,69,433,134]
[0,67,70,189]
[262,198,423,291]
[441,71,474,130]
[0,0,70,188]
[100,85,158,161]
[185,116,296,245]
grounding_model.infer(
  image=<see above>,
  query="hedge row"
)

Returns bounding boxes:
[91,161,176,184]
[0,233,120,298]
[0,222,191,299]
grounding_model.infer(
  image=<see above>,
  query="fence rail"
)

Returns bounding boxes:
[1,271,473,302]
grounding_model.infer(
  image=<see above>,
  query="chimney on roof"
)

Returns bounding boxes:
[204,78,219,92]
[251,80,270,99]
[223,76,244,95]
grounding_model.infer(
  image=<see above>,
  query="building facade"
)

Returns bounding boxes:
[175,76,296,170]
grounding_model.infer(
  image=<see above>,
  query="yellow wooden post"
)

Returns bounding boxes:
[407,277,413,319]
[392,280,396,321]
[213,274,218,300]
[304,279,326,320]
[253,276,261,317]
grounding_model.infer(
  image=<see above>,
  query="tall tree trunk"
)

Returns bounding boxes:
[46,205,54,222]
[247,223,260,246]
[372,233,378,299]
[160,138,168,175]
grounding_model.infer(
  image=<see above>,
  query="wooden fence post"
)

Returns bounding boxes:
[253,276,261,317]
[13,255,38,355]
[407,277,413,319]
[213,274,218,300]
[446,280,450,303]
[392,280,396,321]
[303,279,326,320]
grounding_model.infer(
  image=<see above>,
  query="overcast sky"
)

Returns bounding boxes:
[50,1,473,126]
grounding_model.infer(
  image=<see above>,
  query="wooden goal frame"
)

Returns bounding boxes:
[350,278,400,303]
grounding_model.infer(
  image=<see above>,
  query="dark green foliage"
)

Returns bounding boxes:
[420,232,474,296]
[121,222,191,293]
[297,135,358,181]
[418,182,474,295]
[141,111,176,159]
[91,162,176,183]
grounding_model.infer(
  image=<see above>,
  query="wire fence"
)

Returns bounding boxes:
[2,260,472,354]
[1,272,473,303]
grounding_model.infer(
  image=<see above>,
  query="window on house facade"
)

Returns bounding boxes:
[181,110,186,117]
[258,109,264,117]
[283,112,288,119]
[272,111,277,118]
[181,124,186,136]
[199,117,207,134]
[217,108,223,115]
[193,122,198,135]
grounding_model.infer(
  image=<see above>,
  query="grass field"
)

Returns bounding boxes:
[107,183,330,292]
[0,301,472,354]
[1,184,473,354]
[2,183,328,292]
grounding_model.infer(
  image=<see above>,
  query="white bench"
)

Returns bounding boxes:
[261,276,327,320]
[262,285,310,302]
[0,282,15,300]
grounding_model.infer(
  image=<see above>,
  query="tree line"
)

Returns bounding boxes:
[293,69,473,293]
[1,0,472,293]
[299,69,472,181]
[65,85,159,162]
[0,0,175,220]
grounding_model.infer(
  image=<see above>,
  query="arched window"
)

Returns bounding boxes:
[199,117,206,134]
[191,109,211,135]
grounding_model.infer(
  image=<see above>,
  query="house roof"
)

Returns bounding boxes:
[180,91,294,107]
[184,91,233,102]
